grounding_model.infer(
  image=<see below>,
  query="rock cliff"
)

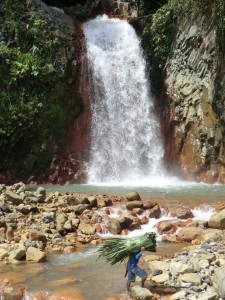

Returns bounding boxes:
[164,11,225,183]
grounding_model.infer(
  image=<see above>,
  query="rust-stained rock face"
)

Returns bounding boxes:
[164,14,225,183]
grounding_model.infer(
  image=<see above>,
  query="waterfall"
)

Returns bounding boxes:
[84,15,166,184]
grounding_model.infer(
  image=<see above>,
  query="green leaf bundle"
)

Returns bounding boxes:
[97,232,156,265]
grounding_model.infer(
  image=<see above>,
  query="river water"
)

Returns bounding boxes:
[2,181,225,299]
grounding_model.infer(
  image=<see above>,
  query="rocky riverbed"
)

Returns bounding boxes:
[0,182,225,299]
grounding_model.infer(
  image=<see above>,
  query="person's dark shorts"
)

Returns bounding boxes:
[128,267,148,282]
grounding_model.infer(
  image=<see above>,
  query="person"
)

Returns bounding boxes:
[125,246,148,292]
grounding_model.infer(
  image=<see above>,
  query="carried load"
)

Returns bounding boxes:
[97,232,157,265]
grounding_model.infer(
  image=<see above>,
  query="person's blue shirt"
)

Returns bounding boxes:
[127,252,142,270]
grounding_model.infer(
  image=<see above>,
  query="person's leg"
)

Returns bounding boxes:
[127,269,135,292]
[132,267,148,288]
[126,280,131,292]
[141,277,147,288]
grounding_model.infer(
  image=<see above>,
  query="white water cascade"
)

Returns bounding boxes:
[84,15,166,184]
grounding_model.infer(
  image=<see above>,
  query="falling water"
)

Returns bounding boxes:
[84,15,165,184]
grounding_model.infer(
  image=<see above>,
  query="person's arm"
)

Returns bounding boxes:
[135,247,145,260]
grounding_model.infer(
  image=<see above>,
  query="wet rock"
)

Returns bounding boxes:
[142,200,158,209]
[126,192,141,201]
[148,205,161,219]
[97,197,112,207]
[116,215,133,229]
[140,216,149,224]
[162,235,182,243]
[105,218,122,234]
[128,217,142,231]
[170,206,194,219]
[157,221,177,234]
[126,201,143,210]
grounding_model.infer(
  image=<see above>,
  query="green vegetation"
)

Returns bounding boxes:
[138,0,225,87]
[0,0,76,178]
[97,232,156,265]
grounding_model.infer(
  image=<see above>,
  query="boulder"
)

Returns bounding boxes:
[105,218,122,234]
[5,191,24,205]
[130,285,153,300]
[29,230,47,244]
[0,249,8,260]
[148,205,161,219]
[202,228,224,243]
[151,272,169,284]
[143,200,158,209]
[126,201,143,210]
[64,220,73,232]
[208,209,225,229]
[88,196,98,207]
[170,206,194,219]
[74,204,90,215]
[157,221,177,234]
[177,227,203,242]
[8,247,26,261]
[116,216,133,229]
[126,192,141,201]
[178,273,201,286]
[26,247,46,262]
[78,224,96,235]
[149,261,170,272]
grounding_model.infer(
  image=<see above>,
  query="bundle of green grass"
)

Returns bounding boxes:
[97,232,157,265]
